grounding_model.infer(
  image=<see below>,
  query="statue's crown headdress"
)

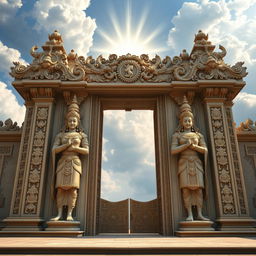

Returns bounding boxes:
[66,94,80,120]
[180,96,192,116]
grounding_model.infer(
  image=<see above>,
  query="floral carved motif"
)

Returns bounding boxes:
[23,107,48,214]
[12,107,33,214]
[226,107,247,215]
[10,30,247,82]
[210,107,236,215]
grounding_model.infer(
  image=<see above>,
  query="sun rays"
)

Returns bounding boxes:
[92,1,167,57]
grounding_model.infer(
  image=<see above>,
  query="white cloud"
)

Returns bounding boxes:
[0,0,22,23]
[33,0,97,55]
[101,110,157,201]
[0,81,25,125]
[167,0,256,93]
[233,92,256,125]
[101,169,121,198]
[0,41,27,76]
[227,0,256,14]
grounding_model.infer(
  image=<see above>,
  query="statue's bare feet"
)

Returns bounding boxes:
[67,215,74,221]
[197,214,209,221]
[186,215,193,221]
[50,215,61,221]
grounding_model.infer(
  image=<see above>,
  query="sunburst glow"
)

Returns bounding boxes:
[92,1,167,56]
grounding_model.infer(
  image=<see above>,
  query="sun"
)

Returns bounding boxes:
[92,1,167,57]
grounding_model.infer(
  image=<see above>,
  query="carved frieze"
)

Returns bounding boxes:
[23,106,49,214]
[210,107,236,215]
[10,30,247,83]
[225,107,247,215]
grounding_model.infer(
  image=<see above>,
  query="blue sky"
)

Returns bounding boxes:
[1,0,256,201]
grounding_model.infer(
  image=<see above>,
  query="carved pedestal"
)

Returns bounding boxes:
[45,221,84,236]
[178,221,214,231]
[1,92,54,232]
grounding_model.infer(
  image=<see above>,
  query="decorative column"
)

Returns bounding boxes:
[3,88,54,231]
[203,87,256,231]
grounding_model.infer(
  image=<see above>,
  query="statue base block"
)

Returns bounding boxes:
[45,220,81,231]
[178,220,215,231]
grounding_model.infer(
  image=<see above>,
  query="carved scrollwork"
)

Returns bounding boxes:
[210,106,236,215]
[10,30,248,82]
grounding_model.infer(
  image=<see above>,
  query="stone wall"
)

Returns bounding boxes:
[0,132,21,219]
[237,133,256,219]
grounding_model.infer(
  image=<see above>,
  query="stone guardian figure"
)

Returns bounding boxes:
[51,95,89,221]
[171,96,209,221]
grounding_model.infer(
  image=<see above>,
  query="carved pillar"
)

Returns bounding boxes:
[2,88,54,231]
[203,88,256,231]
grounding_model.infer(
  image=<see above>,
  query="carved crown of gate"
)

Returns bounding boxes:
[10,30,247,84]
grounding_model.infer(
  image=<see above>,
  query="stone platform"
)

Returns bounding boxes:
[0,236,256,255]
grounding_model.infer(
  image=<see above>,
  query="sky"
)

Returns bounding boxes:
[0,0,256,201]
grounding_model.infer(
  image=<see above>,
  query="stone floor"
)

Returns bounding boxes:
[0,236,256,255]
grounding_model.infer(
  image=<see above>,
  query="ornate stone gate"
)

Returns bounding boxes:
[0,30,255,236]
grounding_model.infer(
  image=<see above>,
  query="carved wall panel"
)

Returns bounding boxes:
[130,199,159,233]
[99,199,129,233]
[238,142,256,219]
[0,145,13,209]
[0,142,20,219]
[208,105,237,215]
[0,145,13,181]
[23,106,50,215]
[225,107,248,215]
[245,145,256,169]
[11,106,34,215]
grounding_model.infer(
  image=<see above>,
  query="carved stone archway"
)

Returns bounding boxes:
[1,30,256,236]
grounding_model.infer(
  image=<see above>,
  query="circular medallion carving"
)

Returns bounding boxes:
[117,60,141,83]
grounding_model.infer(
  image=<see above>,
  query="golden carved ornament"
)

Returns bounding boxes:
[10,30,247,82]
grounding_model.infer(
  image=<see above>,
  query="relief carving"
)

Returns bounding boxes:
[226,107,247,215]
[171,96,209,221]
[51,95,89,221]
[12,107,33,214]
[10,30,247,82]
[23,107,49,214]
[209,106,236,215]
